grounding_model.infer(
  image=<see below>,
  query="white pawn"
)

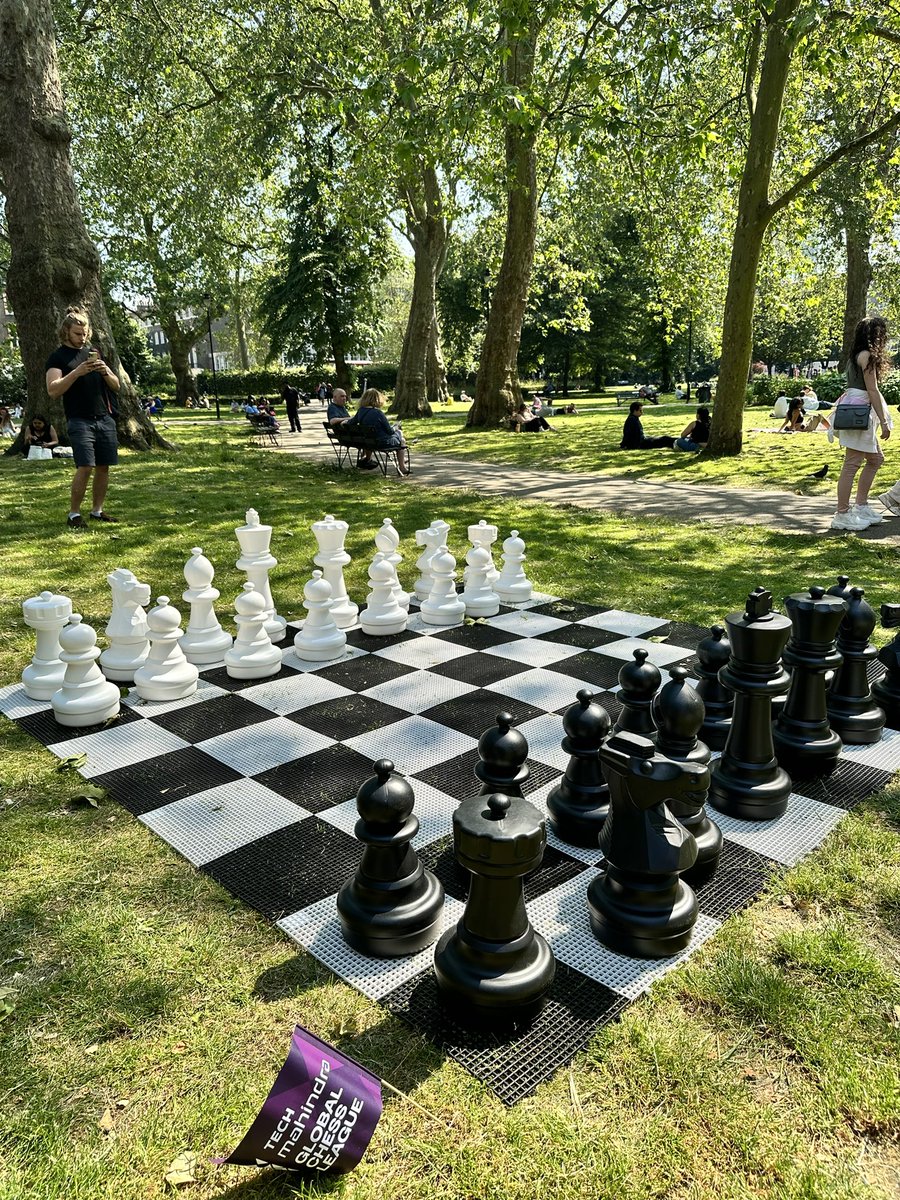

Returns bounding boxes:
[461,545,500,617]
[22,590,72,700]
[134,597,199,701]
[180,547,233,667]
[421,548,466,626]
[51,615,121,727]
[100,568,151,682]
[465,520,499,586]
[495,530,533,603]
[235,508,287,639]
[293,572,348,662]
[374,517,409,610]
[413,519,450,601]
[226,583,283,678]
[360,553,408,636]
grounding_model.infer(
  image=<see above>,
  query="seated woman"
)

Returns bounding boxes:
[0,406,18,438]
[23,414,59,450]
[343,388,410,475]
[779,397,828,433]
[674,405,711,452]
[510,400,556,432]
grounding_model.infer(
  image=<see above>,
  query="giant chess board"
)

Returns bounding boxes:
[3,595,899,1104]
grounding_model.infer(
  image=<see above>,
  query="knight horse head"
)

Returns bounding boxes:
[601,730,709,811]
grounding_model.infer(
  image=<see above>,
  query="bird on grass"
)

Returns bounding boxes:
[808,464,829,479]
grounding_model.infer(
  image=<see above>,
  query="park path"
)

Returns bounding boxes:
[266,419,900,541]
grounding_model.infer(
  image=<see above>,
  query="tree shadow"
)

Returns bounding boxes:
[210,1168,346,1199]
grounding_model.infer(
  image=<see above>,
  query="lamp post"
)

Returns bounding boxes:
[685,311,693,400]
[202,294,221,420]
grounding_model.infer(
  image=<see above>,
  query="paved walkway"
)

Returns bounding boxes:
[267,422,900,541]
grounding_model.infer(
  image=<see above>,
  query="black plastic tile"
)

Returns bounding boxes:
[427,654,528,687]
[150,693,273,742]
[345,627,421,652]
[314,654,416,691]
[199,664,298,692]
[535,624,627,650]
[660,622,710,650]
[795,759,894,810]
[253,743,374,812]
[92,746,242,816]
[693,839,781,921]
[288,694,409,740]
[16,703,141,747]
[420,689,545,737]
[545,652,625,691]
[529,601,611,621]
[413,748,483,799]
[432,623,523,650]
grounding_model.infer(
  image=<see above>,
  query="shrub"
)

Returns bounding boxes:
[744,371,847,408]
[0,360,26,408]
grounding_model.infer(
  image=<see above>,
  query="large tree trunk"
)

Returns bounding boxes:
[468,28,538,428]
[327,318,352,391]
[707,3,799,457]
[840,218,871,369]
[233,279,252,371]
[0,0,170,452]
[426,312,449,407]
[393,171,446,419]
[162,319,200,407]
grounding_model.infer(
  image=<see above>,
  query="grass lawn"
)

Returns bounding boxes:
[1,425,899,1199]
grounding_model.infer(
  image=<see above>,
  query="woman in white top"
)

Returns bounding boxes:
[831,317,892,531]
[0,406,17,438]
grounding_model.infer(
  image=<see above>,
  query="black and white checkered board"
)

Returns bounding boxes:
[4,595,899,1105]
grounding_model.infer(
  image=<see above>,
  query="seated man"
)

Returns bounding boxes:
[620,401,675,450]
[327,388,352,425]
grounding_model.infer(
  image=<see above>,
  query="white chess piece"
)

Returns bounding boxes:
[495,530,533,603]
[311,513,358,629]
[180,547,233,667]
[21,590,72,700]
[413,519,451,601]
[461,545,500,617]
[235,508,287,639]
[420,548,466,626]
[133,596,199,701]
[465,520,499,586]
[293,571,348,662]
[360,553,408,636]
[100,568,151,682]
[374,517,409,610]
[226,582,283,678]
[51,615,121,727]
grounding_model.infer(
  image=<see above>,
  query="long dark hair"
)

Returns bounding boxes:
[851,316,890,380]
[787,397,805,417]
[29,414,50,433]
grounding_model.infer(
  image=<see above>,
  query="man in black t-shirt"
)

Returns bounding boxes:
[620,401,676,450]
[45,310,121,529]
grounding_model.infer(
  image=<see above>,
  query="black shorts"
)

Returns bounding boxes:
[67,414,119,468]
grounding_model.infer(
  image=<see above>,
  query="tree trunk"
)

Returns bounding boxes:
[707,2,800,457]
[468,27,538,428]
[426,312,449,407]
[162,319,200,407]
[393,172,445,418]
[840,220,871,369]
[0,0,170,452]
[327,319,352,391]
[233,280,252,371]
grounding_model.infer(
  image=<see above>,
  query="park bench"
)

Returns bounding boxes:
[324,422,412,477]
[247,413,281,447]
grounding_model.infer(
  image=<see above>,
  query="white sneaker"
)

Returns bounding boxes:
[854,504,884,524]
[877,492,900,516]
[831,509,870,531]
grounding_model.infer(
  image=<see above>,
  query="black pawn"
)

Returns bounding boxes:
[695,625,734,751]
[709,587,792,821]
[773,587,845,777]
[587,731,704,958]
[547,689,611,847]
[433,792,556,1028]
[827,588,886,744]
[872,603,900,729]
[337,759,444,957]
[654,666,721,887]
[475,711,530,797]
[614,648,661,740]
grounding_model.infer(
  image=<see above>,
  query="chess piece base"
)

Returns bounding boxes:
[51,686,120,727]
[433,923,555,1028]
[22,662,66,701]
[463,596,500,618]
[337,868,444,958]
[871,677,900,730]
[224,647,282,678]
[708,758,791,821]
[495,583,532,603]
[828,706,885,745]
[587,871,698,958]
[360,613,407,637]
[773,726,842,778]
[546,787,609,847]
[180,629,234,667]
[678,816,723,889]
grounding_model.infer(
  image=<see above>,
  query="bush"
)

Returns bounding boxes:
[0,360,26,409]
[744,371,847,408]
[139,357,178,395]
[193,366,383,398]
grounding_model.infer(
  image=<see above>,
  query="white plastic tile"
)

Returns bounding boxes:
[528,871,721,999]
[196,718,335,775]
[373,636,475,670]
[711,792,847,866]
[278,894,464,1000]
[489,668,604,714]
[516,714,571,770]
[318,779,460,848]
[483,639,585,668]
[48,722,190,778]
[238,673,352,716]
[123,676,227,713]
[0,686,59,721]
[593,637,694,668]
[140,778,308,866]
[346,716,478,775]
[484,610,570,638]
[578,610,668,637]
[838,727,900,771]
[281,645,367,673]
[360,670,476,715]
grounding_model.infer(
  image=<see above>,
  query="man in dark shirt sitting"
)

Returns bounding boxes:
[45,309,121,529]
[620,401,675,450]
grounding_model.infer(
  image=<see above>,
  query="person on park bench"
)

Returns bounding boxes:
[343,388,410,475]
[620,401,675,450]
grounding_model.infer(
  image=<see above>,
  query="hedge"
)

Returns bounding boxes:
[744,370,900,410]
[0,362,26,409]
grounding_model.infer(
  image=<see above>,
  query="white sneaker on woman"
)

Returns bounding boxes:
[854,504,884,524]
[876,492,900,516]
[831,509,870,531]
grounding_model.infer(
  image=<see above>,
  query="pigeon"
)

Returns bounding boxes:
[809,464,829,479]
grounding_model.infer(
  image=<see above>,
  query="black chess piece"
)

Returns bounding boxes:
[654,666,721,887]
[587,730,704,958]
[872,603,900,729]
[708,587,793,821]
[474,711,529,797]
[433,792,556,1027]
[826,575,853,603]
[613,648,661,740]
[694,625,734,751]
[337,760,444,957]
[773,587,846,778]
[547,689,611,847]
[827,587,886,745]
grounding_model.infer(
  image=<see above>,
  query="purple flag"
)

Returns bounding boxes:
[222,1025,383,1174]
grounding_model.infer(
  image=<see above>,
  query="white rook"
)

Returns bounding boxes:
[21,590,72,700]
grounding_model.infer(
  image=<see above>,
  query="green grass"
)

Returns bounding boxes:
[2,425,899,1199]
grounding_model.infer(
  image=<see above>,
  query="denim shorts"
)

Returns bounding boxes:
[67,414,119,468]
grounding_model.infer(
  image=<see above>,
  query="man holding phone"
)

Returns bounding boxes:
[45,309,121,529]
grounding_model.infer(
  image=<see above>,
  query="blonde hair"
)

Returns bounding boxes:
[360,388,386,409]
[59,309,92,342]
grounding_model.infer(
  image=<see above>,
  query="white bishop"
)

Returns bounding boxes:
[180,547,233,666]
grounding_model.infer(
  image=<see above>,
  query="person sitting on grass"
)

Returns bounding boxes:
[344,388,410,475]
[23,414,60,451]
[620,401,675,450]
[0,406,18,438]
[510,400,556,432]
[779,396,829,433]
[674,405,711,452]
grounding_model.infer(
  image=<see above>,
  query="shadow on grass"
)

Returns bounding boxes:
[212,1170,345,1198]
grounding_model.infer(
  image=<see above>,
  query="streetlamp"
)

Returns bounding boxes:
[685,311,693,401]
[202,293,221,420]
